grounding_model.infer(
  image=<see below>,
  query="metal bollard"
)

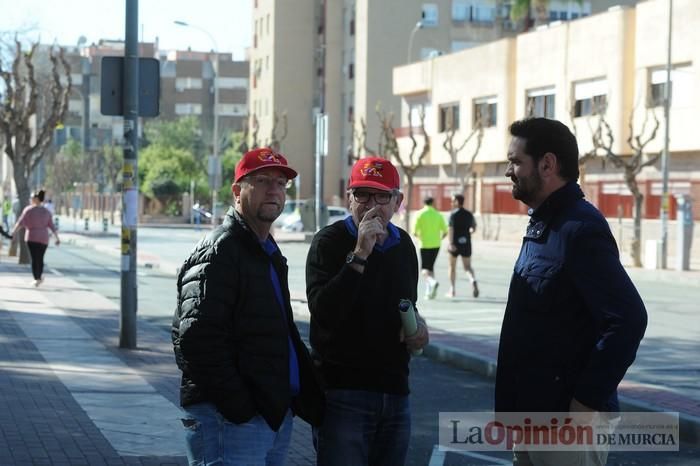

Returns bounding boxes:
[84,218,89,231]
[102,218,108,233]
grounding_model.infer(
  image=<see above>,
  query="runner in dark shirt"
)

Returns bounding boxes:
[447,194,479,298]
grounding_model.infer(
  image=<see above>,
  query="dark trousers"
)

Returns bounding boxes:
[27,241,48,280]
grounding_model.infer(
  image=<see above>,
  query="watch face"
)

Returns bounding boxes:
[346,252,355,264]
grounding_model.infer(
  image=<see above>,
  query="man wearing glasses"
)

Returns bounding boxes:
[173,148,323,465]
[306,156,429,465]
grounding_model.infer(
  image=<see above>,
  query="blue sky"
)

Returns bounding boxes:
[0,0,252,59]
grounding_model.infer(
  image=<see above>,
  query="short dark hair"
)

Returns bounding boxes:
[508,118,579,182]
[424,197,434,206]
[31,190,46,202]
[453,194,465,206]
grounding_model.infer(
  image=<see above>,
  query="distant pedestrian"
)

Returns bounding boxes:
[11,190,60,286]
[496,118,647,465]
[44,198,55,217]
[2,197,10,230]
[413,196,447,299]
[172,148,323,465]
[0,224,11,261]
[446,194,479,298]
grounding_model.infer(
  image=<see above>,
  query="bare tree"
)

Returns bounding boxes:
[379,105,430,231]
[0,39,71,263]
[267,111,288,151]
[442,112,485,195]
[591,108,661,267]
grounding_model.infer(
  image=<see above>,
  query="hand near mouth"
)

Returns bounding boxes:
[355,206,386,258]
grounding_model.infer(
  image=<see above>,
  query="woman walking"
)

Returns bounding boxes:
[11,190,60,286]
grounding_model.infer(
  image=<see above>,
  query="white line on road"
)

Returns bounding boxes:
[429,444,511,466]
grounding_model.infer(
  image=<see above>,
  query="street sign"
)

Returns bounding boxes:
[315,113,328,157]
[100,57,160,117]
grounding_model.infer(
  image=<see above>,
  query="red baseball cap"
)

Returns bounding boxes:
[234,148,298,183]
[348,156,400,192]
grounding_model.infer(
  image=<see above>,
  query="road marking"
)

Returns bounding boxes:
[429,445,511,466]
[50,268,63,276]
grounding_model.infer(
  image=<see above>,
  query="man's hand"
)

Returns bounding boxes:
[448,243,457,253]
[354,206,384,258]
[404,314,429,351]
[569,397,597,425]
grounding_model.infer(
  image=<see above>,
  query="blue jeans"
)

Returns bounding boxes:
[181,402,293,466]
[314,389,411,466]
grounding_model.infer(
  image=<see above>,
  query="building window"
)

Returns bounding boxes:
[218,77,248,89]
[175,77,203,91]
[422,3,439,27]
[648,65,692,107]
[348,63,354,80]
[473,96,497,127]
[526,87,555,118]
[350,17,355,36]
[573,78,607,117]
[472,4,495,23]
[175,103,202,115]
[452,1,469,21]
[408,102,431,128]
[266,14,270,34]
[438,103,460,132]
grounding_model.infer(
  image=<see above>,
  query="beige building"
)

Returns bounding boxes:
[393,0,699,220]
[249,0,634,202]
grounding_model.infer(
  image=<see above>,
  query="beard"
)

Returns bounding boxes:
[511,171,543,205]
[256,203,283,223]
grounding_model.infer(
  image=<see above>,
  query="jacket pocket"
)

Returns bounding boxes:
[518,260,562,313]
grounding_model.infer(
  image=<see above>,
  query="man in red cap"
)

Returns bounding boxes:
[173,148,323,465]
[306,156,429,465]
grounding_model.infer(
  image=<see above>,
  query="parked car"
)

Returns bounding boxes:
[279,206,350,232]
[273,199,307,230]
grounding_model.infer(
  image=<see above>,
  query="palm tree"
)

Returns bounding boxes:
[510,0,584,32]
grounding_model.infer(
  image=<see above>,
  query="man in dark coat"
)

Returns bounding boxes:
[496,118,647,466]
[172,148,323,465]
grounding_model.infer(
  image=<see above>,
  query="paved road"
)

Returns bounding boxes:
[32,234,700,464]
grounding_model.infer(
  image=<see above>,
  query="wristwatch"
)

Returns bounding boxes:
[345,251,368,266]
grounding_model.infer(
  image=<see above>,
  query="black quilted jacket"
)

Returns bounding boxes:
[172,207,323,431]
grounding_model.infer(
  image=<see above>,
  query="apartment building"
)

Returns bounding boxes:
[249,0,635,202]
[160,49,249,139]
[392,0,699,220]
[54,40,248,153]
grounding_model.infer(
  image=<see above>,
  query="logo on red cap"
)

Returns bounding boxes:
[258,150,282,164]
[360,161,384,179]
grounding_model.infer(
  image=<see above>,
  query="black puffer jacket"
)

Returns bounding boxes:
[172,207,323,431]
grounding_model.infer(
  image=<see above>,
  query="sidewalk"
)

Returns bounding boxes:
[0,261,315,465]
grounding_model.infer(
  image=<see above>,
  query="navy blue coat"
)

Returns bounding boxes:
[495,183,647,413]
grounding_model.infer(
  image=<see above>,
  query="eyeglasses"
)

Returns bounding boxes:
[245,175,293,190]
[351,190,394,205]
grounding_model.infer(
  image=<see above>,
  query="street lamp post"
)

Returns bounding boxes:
[407,20,423,64]
[660,0,673,269]
[174,20,221,227]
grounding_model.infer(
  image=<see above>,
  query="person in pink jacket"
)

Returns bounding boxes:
[11,190,60,286]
